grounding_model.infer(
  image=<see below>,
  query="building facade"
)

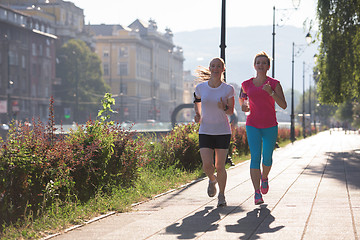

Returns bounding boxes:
[89,19,185,122]
[0,0,93,48]
[0,4,57,123]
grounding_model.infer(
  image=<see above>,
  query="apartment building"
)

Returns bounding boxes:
[0,4,57,123]
[89,19,185,122]
[0,0,92,48]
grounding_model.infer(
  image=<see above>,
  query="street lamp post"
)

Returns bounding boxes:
[72,51,79,123]
[302,61,306,138]
[272,0,300,78]
[272,6,276,78]
[309,73,312,136]
[290,33,312,143]
[290,42,296,142]
[220,0,226,82]
[6,36,12,123]
[313,54,318,134]
[3,34,12,123]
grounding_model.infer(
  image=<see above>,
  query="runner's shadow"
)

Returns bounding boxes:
[226,205,284,239]
[165,206,220,239]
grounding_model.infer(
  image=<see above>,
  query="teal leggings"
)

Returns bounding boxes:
[246,125,278,169]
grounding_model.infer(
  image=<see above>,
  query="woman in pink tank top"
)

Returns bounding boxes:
[239,51,287,205]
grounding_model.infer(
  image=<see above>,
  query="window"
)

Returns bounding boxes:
[22,55,25,69]
[46,47,50,58]
[103,63,109,76]
[118,47,128,58]
[39,44,43,56]
[120,83,127,95]
[9,51,17,65]
[118,62,128,76]
[103,50,109,58]
[32,43,36,56]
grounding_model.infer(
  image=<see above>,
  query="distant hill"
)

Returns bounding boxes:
[174,25,318,121]
[174,25,318,92]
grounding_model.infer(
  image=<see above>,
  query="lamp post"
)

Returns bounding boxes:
[72,51,79,123]
[272,0,300,78]
[272,6,275,78]
[290,33,312,142]
[313,54,318,134]
[120,74,123,122]
[290,42,296,143]
[220,0,226,81]
[309,72,312,136]
[302,61,306,138]
[4,34,13,123]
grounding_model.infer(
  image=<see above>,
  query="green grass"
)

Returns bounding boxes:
[1,165,205,239]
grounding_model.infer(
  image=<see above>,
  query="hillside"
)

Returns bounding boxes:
[174,25,319,92]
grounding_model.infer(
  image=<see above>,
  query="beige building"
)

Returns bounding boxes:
[89,19,185,122]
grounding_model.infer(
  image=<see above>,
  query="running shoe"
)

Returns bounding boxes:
[261,176,269,194]
[255,190,264,205]
[207,179,217,197]
[217,193,227,207]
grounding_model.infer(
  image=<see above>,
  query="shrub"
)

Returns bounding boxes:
[277,127,290,142]
[147,123,201,171]
[0,94,147,227]
[231,126,249,157]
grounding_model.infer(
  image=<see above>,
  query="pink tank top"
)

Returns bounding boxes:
[241,77,279,129]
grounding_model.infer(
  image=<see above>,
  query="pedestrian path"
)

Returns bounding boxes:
[50,130,360,240]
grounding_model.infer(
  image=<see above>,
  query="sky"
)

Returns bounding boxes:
[69,0,319,97]
[70,0,318,33]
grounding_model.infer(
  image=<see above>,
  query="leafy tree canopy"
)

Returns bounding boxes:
[317,0,360,104]
[56,39,110,122]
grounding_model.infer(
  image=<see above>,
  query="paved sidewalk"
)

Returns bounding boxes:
[50,130,360,240]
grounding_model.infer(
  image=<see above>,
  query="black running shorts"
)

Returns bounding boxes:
[199,134,231,149]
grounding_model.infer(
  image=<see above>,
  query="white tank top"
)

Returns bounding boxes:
[195,81,235,135]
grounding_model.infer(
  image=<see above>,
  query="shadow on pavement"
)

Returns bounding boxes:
[307,150,360,189]
[165,206,243,239]
[165,206,219,239]
[225,205,284,239]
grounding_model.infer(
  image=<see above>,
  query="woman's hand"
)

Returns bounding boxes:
[241,102,250,112]
[217,97,227,110]
[194,113,201,123]
[239,97,250,112]
[263,82,273,95]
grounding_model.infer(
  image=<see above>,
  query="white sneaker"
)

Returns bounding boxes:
[217,193,227,207]
[207,179,217,197]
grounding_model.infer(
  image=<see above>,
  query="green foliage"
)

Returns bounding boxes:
[0,95,144,229]
[230,127,249,157]
[334,100,354,122]
[317,0,360,104]
[97,93,116,123]
[353,101,360,128]
[147,123,202,171]
[55,39,110,123]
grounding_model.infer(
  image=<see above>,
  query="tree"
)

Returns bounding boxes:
[317,0,360,104]
[55,39,110,123]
